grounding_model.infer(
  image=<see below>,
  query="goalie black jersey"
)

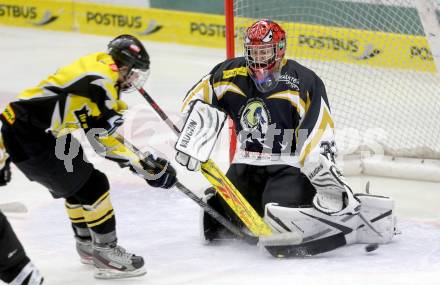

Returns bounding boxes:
[182,57,336,167]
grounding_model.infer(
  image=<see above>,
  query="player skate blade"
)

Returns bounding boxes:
[80,257,94,265]
[94,267,147,279]
[258,232,303,246]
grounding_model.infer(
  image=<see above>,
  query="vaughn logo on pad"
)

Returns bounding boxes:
[175,100,227,163]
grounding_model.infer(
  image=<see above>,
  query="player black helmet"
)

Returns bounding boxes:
[108,34,150,91]
[108,34,150,70]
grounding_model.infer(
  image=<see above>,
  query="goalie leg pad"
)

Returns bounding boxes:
[263,203,358,256]
[355,194,396,244]
[264,203,358,241]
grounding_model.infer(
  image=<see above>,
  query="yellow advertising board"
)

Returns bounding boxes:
[281,21,435,72]
[73,2,228,48]
[0,0,73,31]
[0,0,435,72]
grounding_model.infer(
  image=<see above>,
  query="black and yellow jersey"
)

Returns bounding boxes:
[182,57,336,167]
[1,52,140,165]
[2,52,123,136]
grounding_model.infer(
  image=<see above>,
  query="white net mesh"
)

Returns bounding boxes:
[233,0,440,160]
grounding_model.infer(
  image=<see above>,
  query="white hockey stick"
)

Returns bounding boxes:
[0,202,28,213]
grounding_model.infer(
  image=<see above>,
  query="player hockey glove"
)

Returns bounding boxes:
[303,154,360,216]
[129,154,177,189]
[175,100,227,171]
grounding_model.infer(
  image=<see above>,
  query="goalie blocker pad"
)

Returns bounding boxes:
[262,194,397,257]
[176,100,227,162]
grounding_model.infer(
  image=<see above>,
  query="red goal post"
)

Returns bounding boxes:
[225,0,237,163]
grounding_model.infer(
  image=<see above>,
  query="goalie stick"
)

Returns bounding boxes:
[136,87,274,237]
[0,202,28,213]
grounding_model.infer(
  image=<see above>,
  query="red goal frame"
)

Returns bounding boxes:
[225,0,237,163]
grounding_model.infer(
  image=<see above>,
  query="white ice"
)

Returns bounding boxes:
[0,26,439,285]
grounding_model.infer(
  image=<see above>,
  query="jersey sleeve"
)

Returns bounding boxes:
[296,74,336,166]
[180,63,225,115]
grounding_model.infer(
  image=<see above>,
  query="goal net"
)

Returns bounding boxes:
[229,0,440,180]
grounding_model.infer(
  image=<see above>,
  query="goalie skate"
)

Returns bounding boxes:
[93,242,146,279]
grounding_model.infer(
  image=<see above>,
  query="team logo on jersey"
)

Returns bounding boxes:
[223,67,248,79]
[74,106,90,129]
[239,98,271,136]
[1,104,16,125]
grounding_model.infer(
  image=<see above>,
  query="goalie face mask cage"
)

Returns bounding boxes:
[244,19,286,93]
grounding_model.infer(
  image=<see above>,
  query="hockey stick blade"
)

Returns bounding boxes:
[264,232,347,258]
[258,232,303,247]
[0,202,28,213]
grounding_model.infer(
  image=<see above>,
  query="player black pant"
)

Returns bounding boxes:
[1,122,94,198]
[1,122,116,245]
[205,163,316,233]
[0,211,30,283]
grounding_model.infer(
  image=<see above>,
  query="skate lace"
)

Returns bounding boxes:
[110,245,133,264]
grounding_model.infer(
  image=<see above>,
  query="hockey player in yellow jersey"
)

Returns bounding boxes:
[0,35,177,279]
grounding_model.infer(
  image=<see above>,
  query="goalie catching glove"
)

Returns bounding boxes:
[303,153,360,216]
[175,100,227,171]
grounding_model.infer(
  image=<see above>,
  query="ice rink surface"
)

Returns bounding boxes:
[0,26,439,285]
